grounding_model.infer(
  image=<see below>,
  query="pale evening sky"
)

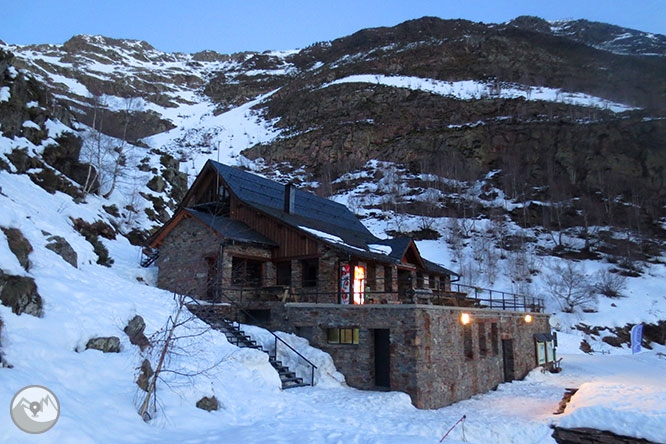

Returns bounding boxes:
[2,0,665,54]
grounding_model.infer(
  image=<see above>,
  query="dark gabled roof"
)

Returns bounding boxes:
[210,160,380,248]
[376,237,413,261]
[185,208,277,247]
[423,259,459,278]
[204,160,457,276]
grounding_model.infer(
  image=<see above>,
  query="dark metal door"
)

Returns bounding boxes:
[374,329,391,388]
[502,339,515,382]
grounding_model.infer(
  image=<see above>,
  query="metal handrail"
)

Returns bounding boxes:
[450,283,544,313]
[192,290,318,386]
[287,286,544,313]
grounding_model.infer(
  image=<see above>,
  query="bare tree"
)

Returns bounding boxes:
[80,95,139,198]
[544,262,595,313]
[446,218,465,263]
[137,293,225,422]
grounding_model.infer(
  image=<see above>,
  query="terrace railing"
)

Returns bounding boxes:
[212,284,544,313]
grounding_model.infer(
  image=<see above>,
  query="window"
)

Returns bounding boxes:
[537,342,547,365]
[384,266,393,292]
[440,276,450,292]
[276,261,291,286]
[429,274,437,289]
[353,265,365,305]
[479,323,488,357]
[535,333,557,365]
[491,323,499,355]
[327,327,359,344]
[302,259,318,287]
[367,265,376,292]
[231,257,263,287]
[416,273,424,289]
[463,324,473,360]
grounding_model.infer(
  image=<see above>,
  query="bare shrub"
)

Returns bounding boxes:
[544,262,595,313]
[594,269,627,298]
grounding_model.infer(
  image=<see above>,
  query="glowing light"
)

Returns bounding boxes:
[353,266,365,305]
[354,266,365,280]
[524,314,533,323]
[460,313,471,325]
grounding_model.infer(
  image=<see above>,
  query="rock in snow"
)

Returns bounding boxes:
[85,336,121,353]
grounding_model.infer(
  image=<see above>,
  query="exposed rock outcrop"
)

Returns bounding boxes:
[1,227,33,271]
[552,426,655,444]
[0,271,42,317]
[124,315,150,351]
[71,218,114,267]
[85,336,121,353]
[45,235,78,268]
[196,395,220,412]
[136,358,153,391]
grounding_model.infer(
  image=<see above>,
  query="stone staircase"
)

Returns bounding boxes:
[188,305,309,389]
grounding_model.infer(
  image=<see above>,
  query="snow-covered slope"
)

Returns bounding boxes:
[1,163,664,443]
[1,19,665,443]
[325,75,637,112]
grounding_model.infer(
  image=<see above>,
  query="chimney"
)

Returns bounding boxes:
[284,183,295,214]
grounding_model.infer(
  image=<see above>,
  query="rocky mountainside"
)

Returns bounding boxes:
[508,15,666,56]
[0,14,665,354]
[2,16,666,249]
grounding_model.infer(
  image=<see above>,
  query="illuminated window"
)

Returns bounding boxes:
[327,327,359,345]
[353,266,365,305]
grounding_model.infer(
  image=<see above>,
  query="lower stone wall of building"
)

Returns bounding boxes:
[283,304,420,399]
[412,309,549,408]
[282,304,550,409]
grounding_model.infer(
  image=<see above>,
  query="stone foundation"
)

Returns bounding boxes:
[281,303,549,409]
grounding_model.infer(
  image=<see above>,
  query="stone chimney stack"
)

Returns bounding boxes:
[284,183,295,214]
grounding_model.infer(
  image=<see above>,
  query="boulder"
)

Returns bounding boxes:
[85,336,120,353]
[579,339,593,354]
[0,271,42,316]
[102,204,120,218]
[124,315,150,351]
[146,176,166,193]
[1,227,32,271]
[136,359,154,392]
[601,335,625,347]
[125,228,148,246]
[45,235,77,268]
[196,396,220,412]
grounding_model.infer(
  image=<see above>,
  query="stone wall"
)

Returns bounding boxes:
[157,216,273,300]
[283,303,549,409]
[156,216,222,297]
